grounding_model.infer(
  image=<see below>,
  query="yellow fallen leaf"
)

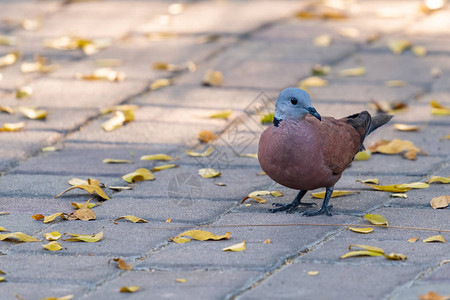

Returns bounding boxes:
[238,153,258,158]
[311,64,331,76]
[0,212,10,215]
[16,86,33,98]
[0,51,19,68]
[0,105,14,114]
[422,235,446,243]
[140,154,173,161]
[18,107,47,120]
[0,277,4,282]
[385,80,408,87]
[393,123,420,131]
[408,237,419,243]
[427,176,450,184]
[44,231,62,241]
[44,36,111,55]
[43,241,63,251]
[419,291,448,300]
[202,70,223,86]
[360,179,379,184]
[112,258,133,271]
[0,232,39,242]
[209,110,232,119]
[215,182,227,186]
[374,139,426,157]
[264,238,271,244]
[0,122,26,132]
[260,112,274,124]
[22,17,41,31]
[257,171,266,176]
[41,295,74,300]
[102,111,126,132]
[198,130,216,143]
[68,178,89,186]
[223,240,246,252]
[397,182,429,189]
[348,227,374,234]
[152,164,178,172]
[0,34,17,46]
[165,218,171,223]
[0,226,8,232]
[198,168,221,178]
[412,45,427,57]
[76,68,125,82]
[54,184,110,200]
[356,180,411,193]
[299,76,327,89]
[68,200,96,221]
[388,39,412,54]
[115,215,148,223]
[108,186,132,191]
[363,214,389,226]
[354,150,371,161]
[384,252,407,260]
[177,230,230,241]
[338,27,359,38]
[102,158,133,164]
[171,236,192,243]
[349,244,385,253]
[65,231,103,242]
[122,168,155,183]
[311,190,360,199]
[186,146,214,157]
[175,278,186,283]
[120,286,140,293]
[340,250,383,259]
[430,196,450,209]
[339,67,366,77]
[313,34,332,47]
[307,271,319,276]
[390,193,408,198]
[101,105,139,115]
[150,78,173,90]
[21,55,59,73]
[430,100,450,115]
[32,212,68,223]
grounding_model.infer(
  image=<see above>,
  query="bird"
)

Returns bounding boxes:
[258,87,392,216]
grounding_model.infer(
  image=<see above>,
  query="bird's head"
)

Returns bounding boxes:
[273,87,321,127]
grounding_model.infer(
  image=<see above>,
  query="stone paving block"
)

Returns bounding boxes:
[237,262,426,300]
[0,0,62,21]
[85,269,260,300]
[0,282,86,300]
[138,213,358,271]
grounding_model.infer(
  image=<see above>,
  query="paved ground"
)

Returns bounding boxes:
[0,0,449,299]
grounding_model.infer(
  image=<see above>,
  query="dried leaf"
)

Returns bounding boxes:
[408,237,419,243]
[370,100,407,114]
[95,59,122,67]
[313,34,332,47]
[430,196,450,209]
[412,45,427,57]
[108,186,132,191]
[356,180,411,193]
[41,295,74,300]
[223,240,246,252]
[396,182,429,189]
[0,105,14,114]
[177,230,230,241]
[33,212,68,223]
[374,139,425,156]
[122,168,155,183]
[0,226,8,232]
[427,176,450,184]
[112,258,133,271]
[68,178,88,186]
[311,64,331,76]
[215,182,227,186]
[186,146,214,157]
[264,238,271,244]
[101,105,139,115]
[44,36,111,55]
[152,164,178,172]
[150,78,173,90]
[0,34,17,46]
[43,241,63,251]
[307,271,319,276]
[419,291,448,300]
[102,158,133,164]
[175,278,186,283]
[65,231,103,242]
[115,215,148,223]
[0,51,19,68]
[68,200,96,221]
[76,68,125,81]
[171,236,192,243]
[385,80,408,87]
[338,27,359,38]
[390,193,408,198]
[18,107,47,120]
[209,110,232,119]
[354,150,371,161]
[202,70,223,86]
[311,190,360,199]
[430,100,450,115]
[388,39,412,54]
[102,111,126,132]
[363,214,389,226]
[22,17,42,31]
[198,130,216,143]
[165,218,171,223]
[238,153,258,158]
[393,123,420,131]
[384,252,407,260]
[120,286,140,293]
[16,86,33,98]
[44,231,62,241]
[348,227,374,234]
[0,232,39,242]
[260,112,274,124]
[21,56,59,73]
[140,154,173,161]
[198,168,221,178]
[340,250,383,259]
[0,122,26,132]
[339,67,366,77]
[299,76,327,89]
[367,139,390,152]
[349,244,385,253]
[422,235,446,243]
[54,184,110,200]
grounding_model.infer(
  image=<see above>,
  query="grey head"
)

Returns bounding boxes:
[273,87,321,127]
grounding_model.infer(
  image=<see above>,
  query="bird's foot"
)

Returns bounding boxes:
[303,205,333,217]
[270,202,316,213]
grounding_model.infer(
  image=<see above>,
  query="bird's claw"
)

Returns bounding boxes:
[302,205,333,217]
[272,202,316,207]
[269,203,294,213]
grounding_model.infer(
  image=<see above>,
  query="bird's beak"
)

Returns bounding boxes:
[306,107,321,121]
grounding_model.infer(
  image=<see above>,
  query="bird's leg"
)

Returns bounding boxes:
[303,187,334,216]
[270,190,316,213]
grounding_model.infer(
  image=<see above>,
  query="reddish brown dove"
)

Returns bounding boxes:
[258,88,392,216]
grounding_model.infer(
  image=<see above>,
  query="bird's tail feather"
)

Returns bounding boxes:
[368,113,393,135]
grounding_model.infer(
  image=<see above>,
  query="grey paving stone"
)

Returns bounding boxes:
[0,282,86,300]
[85,269,260,300]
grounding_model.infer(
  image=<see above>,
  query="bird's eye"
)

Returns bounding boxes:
[290,98,298,105]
